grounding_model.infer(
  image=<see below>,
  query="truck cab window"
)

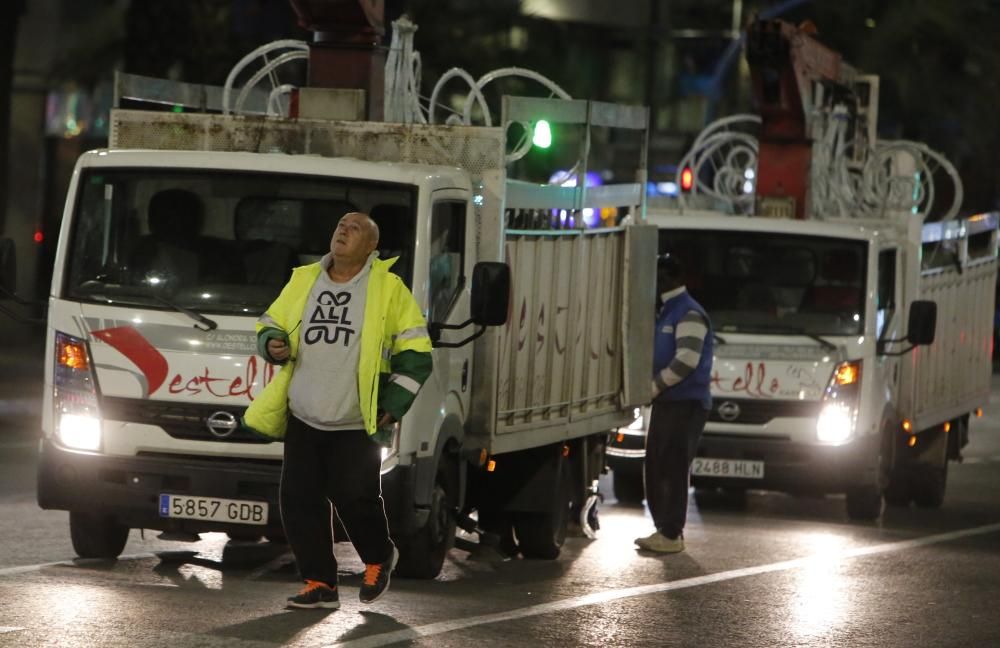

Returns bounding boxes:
[877,249,897,338]
[65,169,416,314]
[429,201,466,322]
[659,228,867,336]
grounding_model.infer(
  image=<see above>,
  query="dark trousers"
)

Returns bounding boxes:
[645,399,708,539]
[280,416,394,587]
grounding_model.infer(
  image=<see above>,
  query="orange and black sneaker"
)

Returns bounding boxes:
[359,547,399,604]
[286,579,340,609]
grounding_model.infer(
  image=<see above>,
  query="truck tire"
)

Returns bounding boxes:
[514,470,571,559]
[911,463,948,508]
[877,414,910,507]
[513,508,568,559]
[845,485,884,521]
[612,468,645,505]
[395,459,457,579]
[69,512,129,559]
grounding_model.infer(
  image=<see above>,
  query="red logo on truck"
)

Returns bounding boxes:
[91,325,274,400]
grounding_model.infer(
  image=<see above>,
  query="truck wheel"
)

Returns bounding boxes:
[845,486,884,521]
[612,468,645,505]
[69,512,129,559]
[395,459,457,579]
[514,473,571,559]
[513,508,568,560]
[911,463,948,508]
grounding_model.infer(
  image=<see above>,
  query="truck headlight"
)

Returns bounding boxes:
[53,331,102,452]
[816,360,861,445]
[817,402,853,444]
[57,413,102,451]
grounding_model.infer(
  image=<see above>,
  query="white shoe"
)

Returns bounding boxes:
[636,531,684,554]
[634,532,660,547]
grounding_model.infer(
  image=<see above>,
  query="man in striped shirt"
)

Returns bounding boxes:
[635,254,714,554]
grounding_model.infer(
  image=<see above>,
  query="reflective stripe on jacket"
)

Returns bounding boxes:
[243,256,433,439]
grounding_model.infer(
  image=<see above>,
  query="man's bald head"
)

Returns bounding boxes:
[331,211,379,262]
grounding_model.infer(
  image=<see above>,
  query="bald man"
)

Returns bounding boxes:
[245,211,433,610]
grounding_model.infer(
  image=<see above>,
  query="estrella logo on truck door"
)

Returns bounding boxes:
[85,320,276,401]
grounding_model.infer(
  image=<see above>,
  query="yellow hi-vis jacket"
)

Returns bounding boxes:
[242,257,433,440]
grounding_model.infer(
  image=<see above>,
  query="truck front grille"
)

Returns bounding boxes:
[709,398,820,425]
[101,397,268,444]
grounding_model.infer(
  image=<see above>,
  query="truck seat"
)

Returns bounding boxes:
[130,188,205,287]
[369,204,414,284]
[233,207,298,287]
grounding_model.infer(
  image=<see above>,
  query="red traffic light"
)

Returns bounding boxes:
[680,166,694,192]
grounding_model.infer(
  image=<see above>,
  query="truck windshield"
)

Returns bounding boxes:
[64,169,417,315]
[660,229,867,336]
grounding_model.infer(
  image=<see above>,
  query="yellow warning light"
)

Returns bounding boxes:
[943,422,951,433]
[616,432,625,444]
[907,436,917,447]
[975,408,984,418]
[562,445,570,457]
[487,459,496,472]
[57,337,90,371]
[479,448,488,466]
[902,420,913,434]
[834,362,860,386]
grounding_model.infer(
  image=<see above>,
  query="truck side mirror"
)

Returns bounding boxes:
[470,261,510,326]
[907,300,937,346]
[0,238,16,297]
[430,261,510,348]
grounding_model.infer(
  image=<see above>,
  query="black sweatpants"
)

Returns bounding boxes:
[644,399,709,540]
[280,416,394,587]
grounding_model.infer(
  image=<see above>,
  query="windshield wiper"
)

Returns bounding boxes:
[738,324,837,351]
[155,295,218,332]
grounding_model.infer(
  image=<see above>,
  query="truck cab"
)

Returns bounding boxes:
[38,148,487,553]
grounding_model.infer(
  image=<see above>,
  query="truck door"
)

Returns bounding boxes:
[876,248,901,403]
[427,196,474,417]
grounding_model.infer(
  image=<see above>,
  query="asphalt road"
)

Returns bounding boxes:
[1,381,999,646]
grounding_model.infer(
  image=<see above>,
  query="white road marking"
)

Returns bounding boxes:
[329,522,1000,648]
[0,553,155,578]
[0,627,24,634]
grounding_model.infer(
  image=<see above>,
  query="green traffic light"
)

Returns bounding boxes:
[533,120,552,149]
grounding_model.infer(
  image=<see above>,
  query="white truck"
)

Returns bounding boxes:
[609,18,998,519]
[642,208,996,519]
[13,58,656,577]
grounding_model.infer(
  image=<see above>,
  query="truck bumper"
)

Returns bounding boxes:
[694,432,880,495]
[37,439,420,537]
[37,438,285,536]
